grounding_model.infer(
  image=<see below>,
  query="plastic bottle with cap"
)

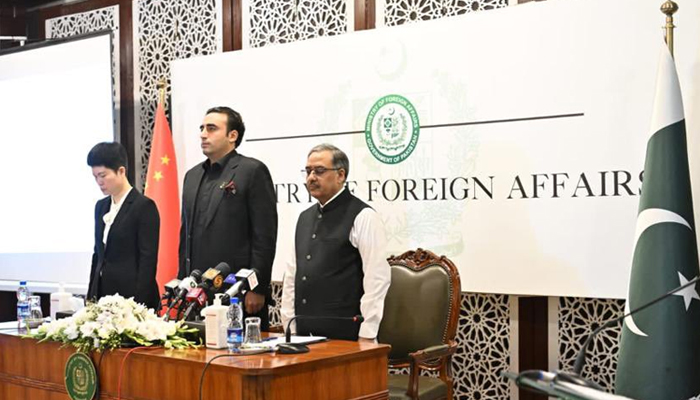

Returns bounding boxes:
[16,281,30,329]
[50,283,72,320]
[227,297,243,352]
[203,293,229,349]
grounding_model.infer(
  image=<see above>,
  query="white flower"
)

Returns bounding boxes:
[29,294,196,351]
[79,321,98,338]
[164,322,177,337]
[72,308,89,324]
[39,317,68,338]
[97,325,113,339]
[37,324,48,335]
[125,318,139,333]
[64,324,79,340]
[136,321,164,342]
[133,302,146,315]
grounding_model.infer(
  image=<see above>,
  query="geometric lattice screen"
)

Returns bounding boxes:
[455,293,512,399]
[133,0,221,189]
[558,297,625,393]
[245,0,351,48]
[381,0,509,26]
[269,285,513,400]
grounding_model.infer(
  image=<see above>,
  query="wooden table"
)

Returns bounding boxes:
[0,330,389,400]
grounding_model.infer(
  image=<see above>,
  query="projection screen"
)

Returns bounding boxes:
[0,32,115,293]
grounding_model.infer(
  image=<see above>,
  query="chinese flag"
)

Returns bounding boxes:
[145,101,180,298]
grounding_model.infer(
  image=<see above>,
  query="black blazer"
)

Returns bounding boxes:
[87,189,160,309]
[178,151,278,297]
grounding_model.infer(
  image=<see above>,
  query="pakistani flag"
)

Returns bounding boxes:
[615,44,700,400]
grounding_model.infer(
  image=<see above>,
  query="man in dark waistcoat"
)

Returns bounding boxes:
[178,106,277,329]
[280,144,391,341]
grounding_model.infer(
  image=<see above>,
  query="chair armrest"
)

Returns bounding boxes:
[409,342,457,363]
[404,342,458,399]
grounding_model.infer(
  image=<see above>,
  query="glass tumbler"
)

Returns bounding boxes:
[27,295,43,327]
[244,317,262,344]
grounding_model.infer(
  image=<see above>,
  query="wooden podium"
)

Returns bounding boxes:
[0,331,389,400]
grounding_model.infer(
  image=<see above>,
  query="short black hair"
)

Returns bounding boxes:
[87,142,128,173]
[308,143,349,182]
[206,106,246,148]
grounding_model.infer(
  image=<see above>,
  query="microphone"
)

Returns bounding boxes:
[161,279,181,301]
[180,263,232,321]
[221,268,260,304]
[280,315,364,354]
[221,273,237,292]
[199,262,232,295]
[560,275,700,388]
[163,269,202,320]
[182,287,208,321]
[172,270,202,303]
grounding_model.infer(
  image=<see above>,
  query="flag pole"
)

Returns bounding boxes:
[660,1,678,57]
[157,78,166,106]
[147,76,180,304]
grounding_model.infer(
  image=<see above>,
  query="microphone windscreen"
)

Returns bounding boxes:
[235,268,253,278]
[165,279,180,288]
[214,262,231,276]
[190,269,203,281]
[179,276,197,290]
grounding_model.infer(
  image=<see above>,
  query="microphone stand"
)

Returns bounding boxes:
[502,275,700,397]
[281,315,364,354]
[502,370,635,400]
[281,315,311,354]
[570,275,700,376]
[183,301,202,322]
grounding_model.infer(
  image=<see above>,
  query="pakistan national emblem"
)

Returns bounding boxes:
[365,94,420,164]
[65,352,97,400]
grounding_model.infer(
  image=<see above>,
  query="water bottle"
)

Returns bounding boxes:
[226,297,243,352]
[17,281,30,329]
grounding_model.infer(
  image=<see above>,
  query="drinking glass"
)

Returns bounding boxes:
[28,296,42,320]
[27,295,43,328]
[243,317,262,344]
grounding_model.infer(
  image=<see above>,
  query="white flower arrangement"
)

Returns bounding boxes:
[29,294,198,352]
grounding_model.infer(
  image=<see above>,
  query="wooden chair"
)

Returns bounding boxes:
[378,248,461,400]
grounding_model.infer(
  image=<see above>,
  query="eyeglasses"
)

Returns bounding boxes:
[301,166,341,177]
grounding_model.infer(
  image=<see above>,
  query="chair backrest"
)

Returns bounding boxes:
[378,248,460,362]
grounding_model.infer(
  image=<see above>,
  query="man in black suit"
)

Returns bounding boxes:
[87,142,160,309]
[179,106,277,329]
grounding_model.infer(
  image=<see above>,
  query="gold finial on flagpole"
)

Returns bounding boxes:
[157,78,167,106]
[661,1,678,57]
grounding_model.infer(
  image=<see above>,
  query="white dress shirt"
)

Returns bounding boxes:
[281,188,391,339]
[102,188,132,247]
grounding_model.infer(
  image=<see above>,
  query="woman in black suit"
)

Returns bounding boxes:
[86,142,160,309]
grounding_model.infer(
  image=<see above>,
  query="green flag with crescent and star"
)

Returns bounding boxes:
[615,43,700,400]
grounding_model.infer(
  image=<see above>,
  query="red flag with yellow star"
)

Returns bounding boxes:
[145,101,180,298]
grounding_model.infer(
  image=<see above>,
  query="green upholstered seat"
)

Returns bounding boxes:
[388,375,448,400]
[378,249,461,400]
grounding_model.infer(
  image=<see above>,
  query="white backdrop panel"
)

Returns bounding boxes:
[0,33,114,291]
[172,0,700,298]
